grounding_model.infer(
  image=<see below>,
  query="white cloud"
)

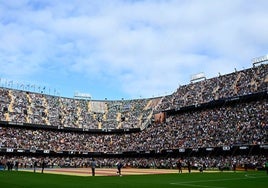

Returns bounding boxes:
[0,0,267,99]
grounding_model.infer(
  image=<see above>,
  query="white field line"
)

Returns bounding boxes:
[170,175,267,187]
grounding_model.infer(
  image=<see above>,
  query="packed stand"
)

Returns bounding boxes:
[0,155,266,171]
[0,98,267,153]
[0,88,157,129]
[156,64,267,112]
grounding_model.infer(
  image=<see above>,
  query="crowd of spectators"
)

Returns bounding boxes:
[0,155,266,171]
[1,65,266,131]
[156,63,267,111]
[0,88,158,130]
[0,64,267,130]
[151,99,267,149]
[0,98,266,153]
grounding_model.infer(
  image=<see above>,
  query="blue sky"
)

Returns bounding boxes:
[0,0,267,100]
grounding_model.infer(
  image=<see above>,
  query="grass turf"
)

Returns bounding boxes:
[0,170,267,188]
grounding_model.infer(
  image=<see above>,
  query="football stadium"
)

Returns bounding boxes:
[0,60,267,187]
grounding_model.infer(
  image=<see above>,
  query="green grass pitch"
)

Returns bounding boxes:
[0,171,267,188]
